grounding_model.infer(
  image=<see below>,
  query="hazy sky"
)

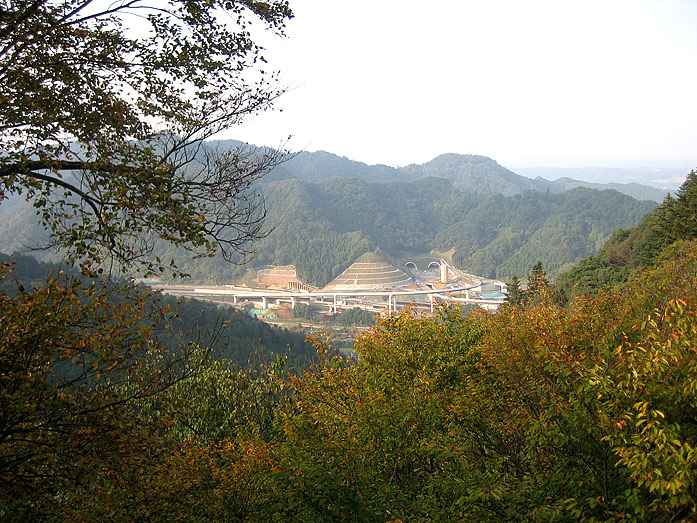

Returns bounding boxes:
[230,0,697,168]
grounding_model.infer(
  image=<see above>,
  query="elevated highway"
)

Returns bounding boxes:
[152,283,505,313]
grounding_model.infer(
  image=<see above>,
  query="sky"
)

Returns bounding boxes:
[229,0,697,170]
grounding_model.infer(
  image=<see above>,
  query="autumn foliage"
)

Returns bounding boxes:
[1,244,697,521]
[2,242,697,520]
[241,241,697,521]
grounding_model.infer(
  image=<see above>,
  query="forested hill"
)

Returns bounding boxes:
[0,171,658,287]
[248,146,668,202]
[558,170,697,299]
[204,141,668,202]
[149,176,656,286]
[275,150,412,184]
[0,252,317,369]
[400,153,555,196]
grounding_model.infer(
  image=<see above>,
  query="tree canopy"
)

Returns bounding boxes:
[160,177,653,286]
[0,1,303,516]
[558,170,697,299]
[1,0,292,274]
[31,240,693,522]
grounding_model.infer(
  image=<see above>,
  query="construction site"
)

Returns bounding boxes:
[154,249,507,325]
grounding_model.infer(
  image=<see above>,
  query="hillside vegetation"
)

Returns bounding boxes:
[6,232,697,521]
[0,145,660,286]
[0,252,316,369]
[558,171,697,299]
[158,176,655,286]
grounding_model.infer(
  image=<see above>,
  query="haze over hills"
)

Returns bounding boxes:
[207,140,671,201]
[545,178,669,204]
[273,150,411,184]
[515,166,687,194]
[255,146,670,202]
[0,142,664,286]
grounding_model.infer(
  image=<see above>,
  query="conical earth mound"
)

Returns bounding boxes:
[324,250,412,291]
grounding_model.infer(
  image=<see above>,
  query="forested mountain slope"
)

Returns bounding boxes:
[557,170,697,298]
[151,177,656,286]
[0,252,316,369]
[261,148,667,201]
[254,178,655,284]
[0,171,657,286]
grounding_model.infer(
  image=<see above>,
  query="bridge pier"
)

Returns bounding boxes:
[157,284,481,317]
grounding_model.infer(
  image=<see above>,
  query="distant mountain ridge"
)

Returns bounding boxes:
[401,153,554,196]
[549,178,668,203]
[139,176,656,286]
[280,150,411,184]
[0,142,663,287]
[252,147,668,202]
[516,166,686,193]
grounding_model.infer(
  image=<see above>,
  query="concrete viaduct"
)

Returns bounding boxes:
[152,284,505,314]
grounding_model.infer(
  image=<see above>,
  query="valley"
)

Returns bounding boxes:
[142,148,659,286]
[150,254,506,355]
[0,146,659,292]
[4,0,697,518]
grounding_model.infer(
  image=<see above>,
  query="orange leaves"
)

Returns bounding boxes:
[0,263,195,512]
